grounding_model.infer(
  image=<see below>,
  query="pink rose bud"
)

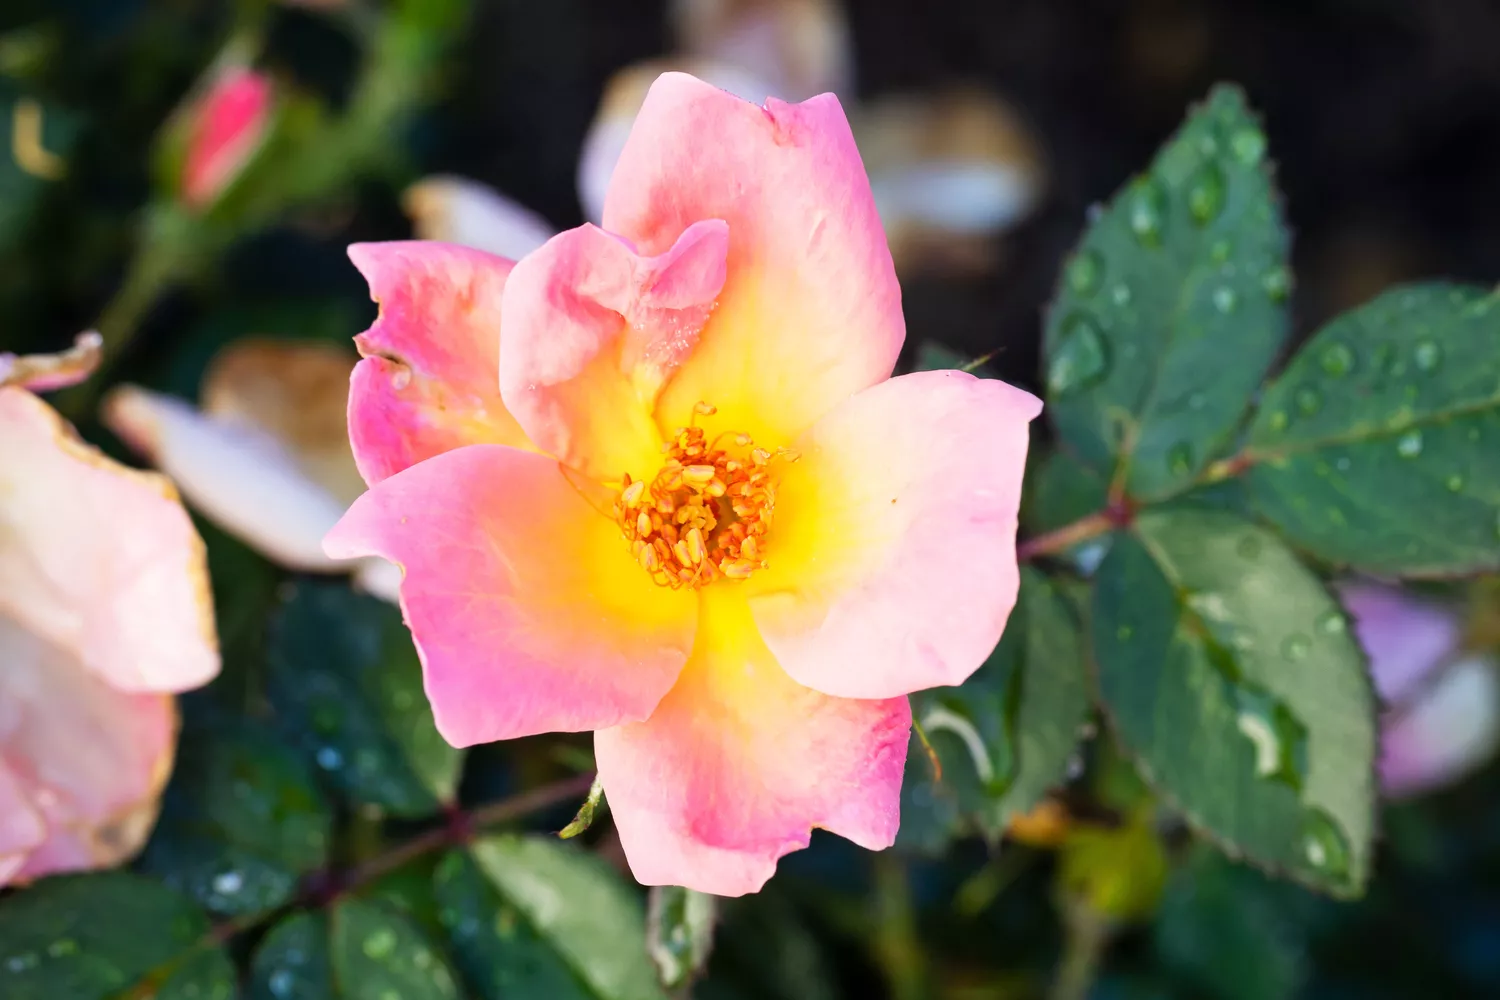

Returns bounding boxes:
[324,73,1042,895]
[181,67,273,209]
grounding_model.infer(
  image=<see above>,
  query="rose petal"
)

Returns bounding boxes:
[0,332,103,393]
[0,387,217,693]
[324,444,697,747]
[578,60,784,226]
[499,220,730,482]
[0,614,175,881]
[348,241,534,485]
[603,72,904,447]
[1340,582,1463,705]
[200,338,365,504]
[403,175,556,263]
[596,588,909,896]
[745,370,1041,699]
[0,762,45,887]
[104,385,350,574]
[1380,655,1500,799]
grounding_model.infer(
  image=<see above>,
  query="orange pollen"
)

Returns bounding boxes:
[613,403,798,589]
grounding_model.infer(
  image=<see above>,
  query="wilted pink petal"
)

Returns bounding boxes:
[181,66,272,209]
[595,589,909,896]
[0,332,102,393]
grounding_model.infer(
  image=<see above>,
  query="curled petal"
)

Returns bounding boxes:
[596,588,910,896]
[0,615,176,883]
[499,220,730,482]
[0,332,102,393]
[747,370,1041,699]
[105,385,350,574]
[604,72,904,446]
[0,388,217,693]
[324,444,698,746]
[348,241,534,485]
[1381,655,1500,799]
[403,175,555,263]
[1340,582,1463,705]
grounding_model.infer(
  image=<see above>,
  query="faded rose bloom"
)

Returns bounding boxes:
[0,336,218,885]
[325,73,1040,894]
[1342,582,1500,799]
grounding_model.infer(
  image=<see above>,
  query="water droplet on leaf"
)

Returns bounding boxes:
[1234,685,1309,790]
[362,928,398,959]
[1319,342,1354,376]
[1236,534,1262,559]
[1127,178,1167,246]
[1446,473,1465,492]
[1167,441,1194,476]
[1230,127,1267,165]
[1110,282,1132,305]
[1261,267,1291,302]
[1316,609,1346,634]
[1047,315,1109,396]
[1212,286,1238,313]
[1396,430,1424,458]
[1302,810,1352,880]
[1066,251,1104,295]
[1187,162,1227,224]
[1295,387,1322,416]
[1413,339,1442,372]
[1281,634,1311,661]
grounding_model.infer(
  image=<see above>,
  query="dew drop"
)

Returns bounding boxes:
[45,939,77,959]
[1446,473,1465,493]
[1413,339,1443,373]
[1110,282,1133,306]
[267,969,295,998]
[1212,286,1238,313]
[1047,315,1110,396]
[1261,267,1291,302]
[1319,342,1354,377]
[362,928,398,959]
[1230,127,1267,166]
[1167,441,1195,477]
[315,746,344,771]
[5,952,39,972]
[1066,250,1104,295]
[211,870,244,896]
[1187,162,1227,225]
[1281,633,1312,661]
[1316,609,1347,634]
[1127,178,1168,246]
[1335,456,1351,472]
[1236,534,1262,560]
[1302,810,1352,880]
[1295,386,1322,416]
[1267,410,1288,432]
[1116,625,1134,641]
[1234,685,1309,790]
[1396,429,1424,458]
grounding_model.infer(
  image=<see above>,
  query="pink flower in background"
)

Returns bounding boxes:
[0,336,219,886]
[1341,582,1500,799]
[181,66,272,209]
[325,72,1040,895]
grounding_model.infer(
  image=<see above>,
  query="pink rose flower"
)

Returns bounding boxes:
[0,337,219,886]
[181,66,273,210]
[325,73,1041,895]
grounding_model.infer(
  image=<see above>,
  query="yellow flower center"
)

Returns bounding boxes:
[613,402,796,589]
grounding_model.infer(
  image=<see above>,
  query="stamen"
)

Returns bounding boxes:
[611,401,791,589]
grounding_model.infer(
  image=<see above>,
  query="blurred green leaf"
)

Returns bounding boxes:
[1246,283,1500,576]
[1092,509,1376,896]
[695,891,838,1000]
[248,899,463,1000]
[1043,84,1289,500]
[902,568,1091,849]
[140,718,332,917]
[646,886,717,990]
[432,835,667,1000]
[267,580,464,817]
[1058,813,1169,923]
[0,872,235,1000]
[1155,845,1314,1000]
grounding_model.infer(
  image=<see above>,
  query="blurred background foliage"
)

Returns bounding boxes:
[4,0,1500,998]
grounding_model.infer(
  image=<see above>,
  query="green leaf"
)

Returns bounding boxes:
[1245,282,1500,576]
[902,568,1090,847]
[140,719,333,916]
[1058,812,1169,923]
[646,886,717,990]
[0,872,235,1000]
[432,835,668,1000]
[1154,845,1314,1000]
[695,891,839,1000]
[1092,508,1376,896]
[267,580,463,816]
[1043,84,1290,499]
[248,900,463,1000]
